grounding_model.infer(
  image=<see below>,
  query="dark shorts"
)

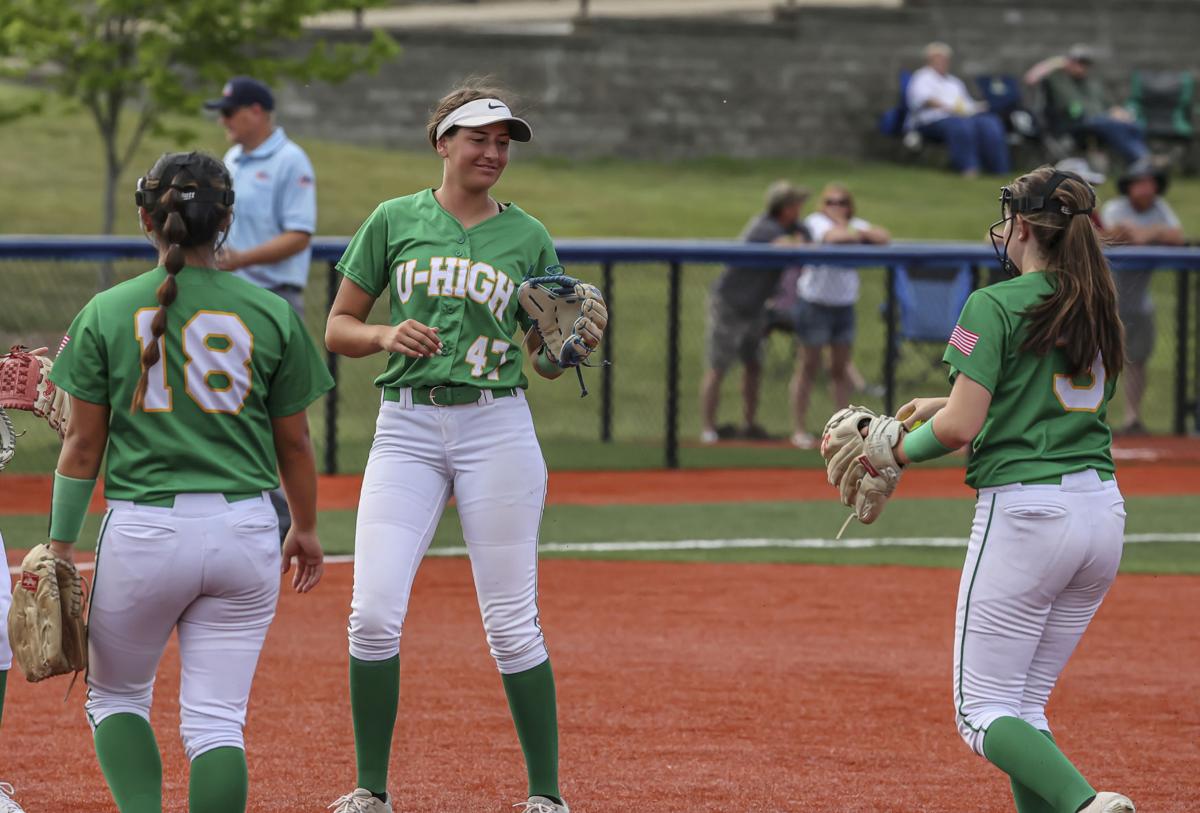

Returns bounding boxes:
[793,299,855,346]
[1120,307,1155,364]
[706,296,767,371]
[269,284,305,316]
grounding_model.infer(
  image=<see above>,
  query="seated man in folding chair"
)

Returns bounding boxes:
[905,42,1012,177]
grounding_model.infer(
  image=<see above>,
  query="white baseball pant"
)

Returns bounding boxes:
[349,389,549,674]
[85,493,280,761]
[953,469,1125,755]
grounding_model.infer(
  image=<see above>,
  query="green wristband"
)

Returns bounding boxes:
[533,349,564,378]
[901,419,956,463]
[50,472,97,544]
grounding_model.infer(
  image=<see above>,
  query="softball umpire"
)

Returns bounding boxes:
[48,151,332,813]
[325,82,605,813]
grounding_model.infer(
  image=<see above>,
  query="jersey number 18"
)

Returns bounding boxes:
[134,309,254,414]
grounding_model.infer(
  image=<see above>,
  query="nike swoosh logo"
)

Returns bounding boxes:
[488,103,504,110]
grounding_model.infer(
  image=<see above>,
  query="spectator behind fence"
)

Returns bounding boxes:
[788,184,890,449]
[905,42,1011,177]
[699,181,810,444]
[1025,44,1150,165]
[1100,159,1184,435]
[205,76,318,543]
[205,77,317,315]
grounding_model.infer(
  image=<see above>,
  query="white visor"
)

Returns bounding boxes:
[434,98,532,143]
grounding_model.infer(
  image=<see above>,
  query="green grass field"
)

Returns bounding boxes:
[2,83,1198,472]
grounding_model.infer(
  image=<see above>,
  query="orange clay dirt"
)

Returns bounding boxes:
[2,458,1199,516]
[2,443,1198,811]
[2,559,1197,812]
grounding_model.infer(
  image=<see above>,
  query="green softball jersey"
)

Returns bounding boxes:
[50,266,334,503]
[335,189,560,389]
[943,271,1117,489]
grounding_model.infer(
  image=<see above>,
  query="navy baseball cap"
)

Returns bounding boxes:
[204,77,275,113]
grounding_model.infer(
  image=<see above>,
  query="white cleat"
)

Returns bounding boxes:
[515,796,570,813]
[1079,792,1135,813]
[328,788,393,813]
[0,783,25,813]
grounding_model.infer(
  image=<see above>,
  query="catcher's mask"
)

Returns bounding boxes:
[989,169,1095,277]
[134,152,235,211]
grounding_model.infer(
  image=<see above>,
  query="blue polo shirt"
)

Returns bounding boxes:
[223,127,317,289]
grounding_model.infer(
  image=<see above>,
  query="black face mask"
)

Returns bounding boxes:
[134,152,235,209]
[989,170,1095,278]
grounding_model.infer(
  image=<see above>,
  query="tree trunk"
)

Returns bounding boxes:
[99,133,120,290]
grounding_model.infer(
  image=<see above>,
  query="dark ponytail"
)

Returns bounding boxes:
[131,152,233,412]
[1010,167,1125,379]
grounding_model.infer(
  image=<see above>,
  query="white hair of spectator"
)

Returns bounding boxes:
[924,41,953,59]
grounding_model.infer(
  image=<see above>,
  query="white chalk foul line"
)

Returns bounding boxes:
[10,533,1200,574]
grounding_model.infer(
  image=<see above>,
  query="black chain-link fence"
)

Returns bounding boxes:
[2,244,1198,474]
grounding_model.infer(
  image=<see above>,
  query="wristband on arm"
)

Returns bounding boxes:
[49,471,97,544]
[901,419,956,463]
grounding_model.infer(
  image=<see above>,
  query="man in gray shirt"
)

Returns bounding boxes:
[699,181,809,444]
[1100,160,1185,434]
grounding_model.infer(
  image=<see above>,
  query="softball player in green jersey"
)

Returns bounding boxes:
[894,167,1134,813]
[325,85,602,813]
[47,152,333,813]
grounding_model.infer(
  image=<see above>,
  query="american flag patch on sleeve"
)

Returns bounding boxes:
[948,325,979,357]
[56,333,71,358]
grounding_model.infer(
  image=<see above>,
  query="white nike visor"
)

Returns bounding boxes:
[434,98,533,142]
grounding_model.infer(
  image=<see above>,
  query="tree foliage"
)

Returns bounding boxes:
[0,0,398,232]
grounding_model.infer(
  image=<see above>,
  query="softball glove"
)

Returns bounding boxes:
[820,407,906,537]
[8,544,88,683]
[518,273,608,369]
[0,346,71,441]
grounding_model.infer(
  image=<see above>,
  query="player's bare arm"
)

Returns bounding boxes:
[893,375,990,466]
[326,276,442,358]
[50,396,109,561]
[273,410,324,593]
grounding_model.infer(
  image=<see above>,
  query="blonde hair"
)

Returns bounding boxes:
[426,79,516,148]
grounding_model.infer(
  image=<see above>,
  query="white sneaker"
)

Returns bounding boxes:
[515,796,570,813]
[328,788,392,813]
[699,428,719,445]
[0,783,25,813]
[1079,792,1135,813]
[790,431,817,449]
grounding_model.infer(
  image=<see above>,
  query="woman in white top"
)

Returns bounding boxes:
[788,184,890,448]
[906,42,1011,177]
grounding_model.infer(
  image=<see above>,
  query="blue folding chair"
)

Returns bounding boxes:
[889,263,975,387]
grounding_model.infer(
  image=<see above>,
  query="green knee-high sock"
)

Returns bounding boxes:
[501,659,560,801]
[350,655,400,796]
[0,669,7,728]
[189,747,248,813]
[1009,730,1059,813]
[94,713,163,813]
[984,717,1094,813]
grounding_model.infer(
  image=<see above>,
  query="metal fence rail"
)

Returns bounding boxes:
[4,235,1199,471]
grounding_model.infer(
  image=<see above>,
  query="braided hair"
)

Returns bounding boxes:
[130,152,234,412]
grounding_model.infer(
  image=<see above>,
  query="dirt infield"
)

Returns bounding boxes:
[2,460,1199,515]
[3,559,1197,812]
